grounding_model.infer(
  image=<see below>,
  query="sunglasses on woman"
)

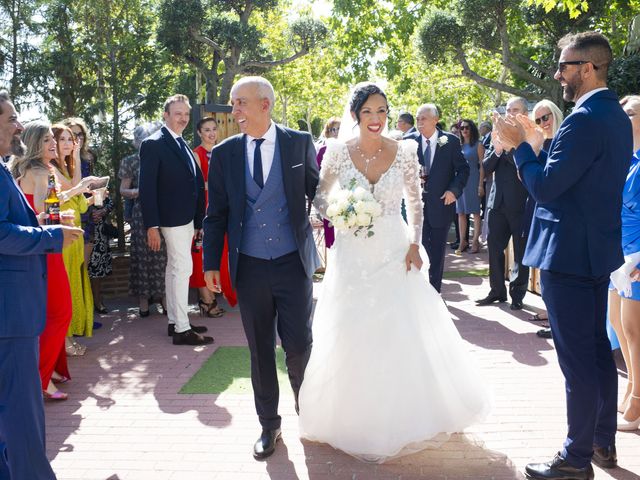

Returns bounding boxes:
[459,125,470,131]
[535,114,551,125]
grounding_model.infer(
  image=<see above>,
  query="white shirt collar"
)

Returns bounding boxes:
[574,87,608,109]
[246,122,277,145]
[164,125,184,141]
[420,130,439,146]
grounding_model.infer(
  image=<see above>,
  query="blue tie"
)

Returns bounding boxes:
[177,137,195,176]
[423,138,432,175]
[253,138,265,188]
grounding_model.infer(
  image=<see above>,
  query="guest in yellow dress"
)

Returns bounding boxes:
[51,124,96,350]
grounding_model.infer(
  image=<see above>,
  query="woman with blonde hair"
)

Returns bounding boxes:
[524,100,564,334]
[10,121,87,398]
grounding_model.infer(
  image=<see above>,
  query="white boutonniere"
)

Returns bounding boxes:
[437,135,448,147]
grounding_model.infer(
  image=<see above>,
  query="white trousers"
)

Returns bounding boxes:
[161,222,194,333]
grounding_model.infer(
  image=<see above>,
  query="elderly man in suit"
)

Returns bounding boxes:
[0,91,83,480]
[496,32,632,480]
[139,94,210,345]
[406,104,469,292]
[203,76,319,459]
[477,97,530,310]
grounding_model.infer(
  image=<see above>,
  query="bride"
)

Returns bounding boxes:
[298,83,491,462]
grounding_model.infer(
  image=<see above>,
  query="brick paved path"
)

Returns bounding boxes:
[46,250,640,480]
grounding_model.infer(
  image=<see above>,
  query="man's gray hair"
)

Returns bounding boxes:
[479,121,492,131]
[133,121,162,150]
[506,96,528,112]
[0,90,11,115]
[416,103,440,118]
[231,76,276,113]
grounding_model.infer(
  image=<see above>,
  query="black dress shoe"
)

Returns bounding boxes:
[476,294,507,306]
[592,444,617,469]
[537,328,552,339]
[172,329,214,345]
[510,300,524,310]
[450,242,460,250]
[167,323,208,336]
[525,453,594,480]
[253,428,281,460]
[139,309,150,317]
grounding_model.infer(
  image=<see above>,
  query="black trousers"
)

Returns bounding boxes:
[421,220,450,292]
[487,207,529,302]
[235,252,313,430]
[540,271,617,467]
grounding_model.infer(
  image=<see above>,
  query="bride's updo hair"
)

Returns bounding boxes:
[350,83,388,123]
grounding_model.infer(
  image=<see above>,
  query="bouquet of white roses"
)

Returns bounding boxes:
[325,178,382,237]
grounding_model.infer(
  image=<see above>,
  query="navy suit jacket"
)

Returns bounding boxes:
[202,124,320,286]
[406,130,469,228]
[0,163,63,338]
[139,126,205,229]
[483,147,529,213]
[514,89,633,277]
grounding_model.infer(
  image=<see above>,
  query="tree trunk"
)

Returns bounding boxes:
[9,0,20,99]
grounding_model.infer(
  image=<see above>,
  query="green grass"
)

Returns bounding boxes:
[179,346,289,394]
[442,268,489,279]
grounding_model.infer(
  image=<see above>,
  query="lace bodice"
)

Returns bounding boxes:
[314,139,424,243]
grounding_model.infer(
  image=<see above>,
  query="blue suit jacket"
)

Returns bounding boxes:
[0,163,63,338]
[202,125,320,286]
[406,130,469,228]
[514,89,633,276]
[139,126,205,229]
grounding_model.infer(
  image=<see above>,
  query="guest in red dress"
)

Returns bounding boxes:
[10,121,76,400]
[190,117,237,316]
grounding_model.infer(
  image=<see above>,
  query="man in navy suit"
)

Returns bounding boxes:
[496,32,632,480]
[139,94,210,345]
[203,77,319,459]
[477,97,530,311]
[0,91,83,480]
[407,103,469,292]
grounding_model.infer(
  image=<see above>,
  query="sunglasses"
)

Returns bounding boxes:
[557,60,599,72]
[72,132,85,139]
[328,127,340,133]
[535,113,551,125]
[459,125,470,131]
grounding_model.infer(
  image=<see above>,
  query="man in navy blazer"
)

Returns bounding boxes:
[407,103,469,292]
[496,32,632,480]
[0,91,83,480]
[139,94,210,346]
[203,77,319,460]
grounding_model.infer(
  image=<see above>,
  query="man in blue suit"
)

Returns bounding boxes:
[0,91,83,480]
[203,76,319,460]
[139,94,210,346]
[406,103,469,292]
[496,32,632,480]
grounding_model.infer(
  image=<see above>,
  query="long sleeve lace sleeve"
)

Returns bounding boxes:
[401,141,424,244]
[313,144,342,218]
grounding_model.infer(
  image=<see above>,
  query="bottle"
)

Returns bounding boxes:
[192,230,203,253]
[44,172,60,225]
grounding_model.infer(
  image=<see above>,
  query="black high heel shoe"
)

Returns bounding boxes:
[198,299,225,318]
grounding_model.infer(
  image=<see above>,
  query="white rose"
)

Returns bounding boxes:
[356,212,372,227]
[332,216,347,230]
[353,200,367,214]
[353,186,368,201]
[346,213,357,227]
[437,135,448,146]
[326,204,339,219]
[336,199,350,212]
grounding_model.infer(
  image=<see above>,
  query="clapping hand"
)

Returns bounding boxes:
[514,114,545,155]
[493,112,525,151]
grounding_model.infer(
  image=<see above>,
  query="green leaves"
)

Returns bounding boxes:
[417,9,466,63]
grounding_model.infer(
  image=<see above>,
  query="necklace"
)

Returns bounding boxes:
[355,143,383,176]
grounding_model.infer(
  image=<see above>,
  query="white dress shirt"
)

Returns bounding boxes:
[421,130,439,168]
[574,87,608,110]
[246,122,277,183]
[165,125,197,175]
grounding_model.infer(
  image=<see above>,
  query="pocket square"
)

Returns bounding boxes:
[291,163,303,169]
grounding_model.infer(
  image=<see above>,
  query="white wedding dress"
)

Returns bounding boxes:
[298,140,491,462]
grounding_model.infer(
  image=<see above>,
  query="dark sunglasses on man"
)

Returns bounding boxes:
[535,113,551,125]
